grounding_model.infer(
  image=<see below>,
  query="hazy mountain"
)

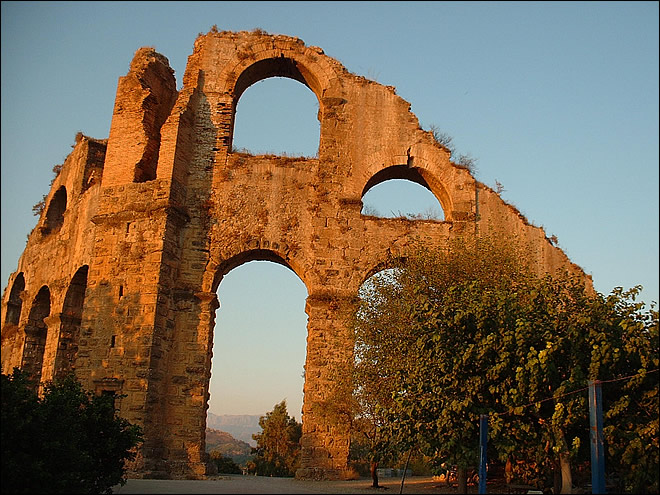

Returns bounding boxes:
[205,428,253,468]
[205,428,252,455]
[207,413,261,446]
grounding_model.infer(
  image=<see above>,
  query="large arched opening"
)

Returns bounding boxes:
[229,56,322,158]
[41,186,67,236]
[55,265,88,379]
[208,252,309,447]
[231,77,319,158]
[21,285,51,388]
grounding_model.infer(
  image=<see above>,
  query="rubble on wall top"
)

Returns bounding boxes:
[130,46,173,73]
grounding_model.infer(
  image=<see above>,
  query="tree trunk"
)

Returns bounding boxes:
[554,431,573,494]
[399,448,414,494]
[457,466,468,494]
[553,463,562,495]
[370,460,379,488]
[559,451,572,494]
[505,457,513,484]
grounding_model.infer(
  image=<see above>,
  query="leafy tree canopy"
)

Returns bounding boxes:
[1,369,143,494]
[348,234,658,493]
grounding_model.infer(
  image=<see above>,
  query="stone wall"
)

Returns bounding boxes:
[1,29,591,480]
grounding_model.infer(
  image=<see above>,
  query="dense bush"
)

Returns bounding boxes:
[209,450,242,474]
[1,369,143,494]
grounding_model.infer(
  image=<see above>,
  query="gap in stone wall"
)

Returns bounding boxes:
[231,77,320,158]
[209,260,309,425]
[361,179,445,221]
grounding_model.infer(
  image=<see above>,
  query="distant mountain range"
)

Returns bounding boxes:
[207,413,261,446]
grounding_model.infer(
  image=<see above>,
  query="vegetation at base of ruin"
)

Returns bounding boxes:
[248,400,302,477]
[325,233,659,494]
[209,451,243,474]
[1,369,143,494]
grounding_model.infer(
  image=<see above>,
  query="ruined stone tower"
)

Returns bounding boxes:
[1,29,590,479]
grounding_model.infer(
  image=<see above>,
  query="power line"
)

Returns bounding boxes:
[493,368,659,417]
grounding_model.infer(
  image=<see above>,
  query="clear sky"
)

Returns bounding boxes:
[1,1,658,422]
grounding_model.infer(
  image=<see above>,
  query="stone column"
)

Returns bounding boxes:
[189,291,220,477]
[156,290,219,479]
[297,292,355,480]
[53,313,83,380]
[39,314,63,385]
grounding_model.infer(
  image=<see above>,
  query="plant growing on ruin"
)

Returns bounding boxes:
[455,153,478,174]
[428,124,455,154]
[32,195,47,217]
[428,125,478,174]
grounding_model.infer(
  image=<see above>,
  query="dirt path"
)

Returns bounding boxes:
[112,475,463,494]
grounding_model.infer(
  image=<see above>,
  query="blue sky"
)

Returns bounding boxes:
[2,1,658,421]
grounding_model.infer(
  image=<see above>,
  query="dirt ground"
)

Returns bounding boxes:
[111,475,524,494]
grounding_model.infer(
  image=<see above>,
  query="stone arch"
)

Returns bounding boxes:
[226,57,323,154]
[21,285,50,387]
[211,248,309,297]
[209,253,309,421]
[361,164,448,220]
[231,76,320,156]
[232,56,323,103]
[4,272,25,326]
[54,265,89,379]
[360,256,409,289]
[41,186,67,235]
[215,41,338,154]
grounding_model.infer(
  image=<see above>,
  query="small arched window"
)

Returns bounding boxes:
[5,273,25,326]
[361,166,445,221]
[41,186,67,235]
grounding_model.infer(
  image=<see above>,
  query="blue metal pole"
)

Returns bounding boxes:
[479,414,488,494]
[589,380,606,494]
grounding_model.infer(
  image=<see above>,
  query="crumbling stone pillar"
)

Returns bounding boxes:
[298,292,354,480]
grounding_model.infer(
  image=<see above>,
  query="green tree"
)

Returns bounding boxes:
[352,235,534,492]
[350,234,658,493]
[1,368,143,494]
[209,450,242,474]
[251,400,302,477]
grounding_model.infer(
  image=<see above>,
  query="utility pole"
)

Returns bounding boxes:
[479,414,488,494]
[589,380,606,494]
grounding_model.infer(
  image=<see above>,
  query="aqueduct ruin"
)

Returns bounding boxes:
[1,29,590,479]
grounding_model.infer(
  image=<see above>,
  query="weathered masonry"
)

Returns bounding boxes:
[1,29,590,479]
